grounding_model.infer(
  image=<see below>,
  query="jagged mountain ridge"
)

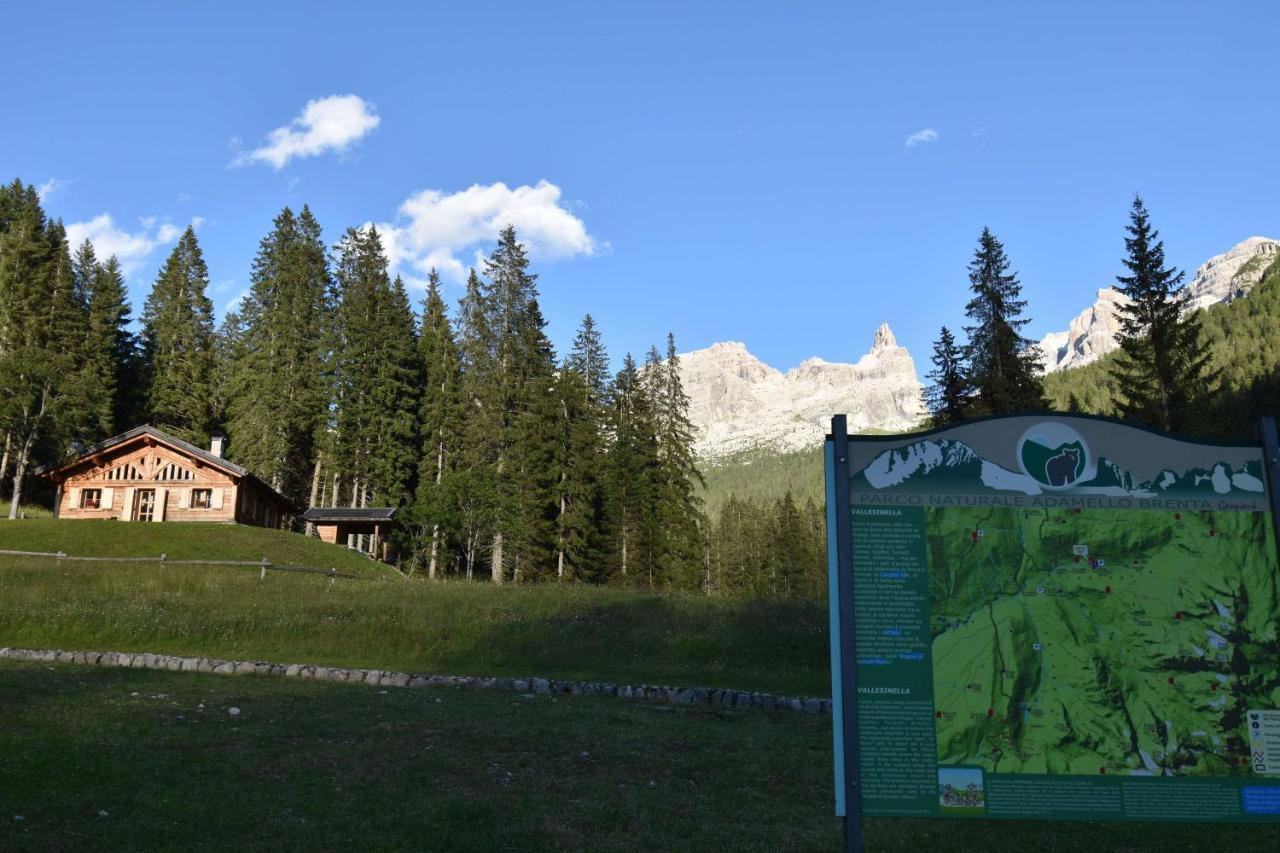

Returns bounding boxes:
[1038,236,1280,373]
[678,324,925,458]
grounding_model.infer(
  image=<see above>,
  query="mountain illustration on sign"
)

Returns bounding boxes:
[1021,438,1087,488]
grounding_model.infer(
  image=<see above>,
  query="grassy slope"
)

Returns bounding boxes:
[3,663,1272,853]
[0,556,829,696]
[0,518,392,578]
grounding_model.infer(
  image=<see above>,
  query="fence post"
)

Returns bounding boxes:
[160,553,166,563]
[260,557,269,581]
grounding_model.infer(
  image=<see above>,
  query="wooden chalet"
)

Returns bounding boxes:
[39,425,296,528]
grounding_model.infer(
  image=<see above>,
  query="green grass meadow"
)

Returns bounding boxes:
[3,519,1278,851]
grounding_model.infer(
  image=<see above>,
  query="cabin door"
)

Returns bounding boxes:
[134,489,157,522]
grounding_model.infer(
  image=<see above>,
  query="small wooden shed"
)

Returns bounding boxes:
[38,425,296,528]
[301,507,397,560]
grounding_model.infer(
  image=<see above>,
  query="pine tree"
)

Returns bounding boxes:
[1109,196,1213,432]
[0,191,89,515]
[962,228,1046,414]
[83,254,135,435]
[651,333,706,590]
[139,226,215,443]
[224,206,333,502]
[477,225,559,583]
[602,353,660,583]
[330,227,420,530]
[412,269,462,578]
[555,314,611,581]
[925,325,968,426]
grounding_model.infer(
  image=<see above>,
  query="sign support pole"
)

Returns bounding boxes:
[830,415,864,853]
[1259,417,1280,557]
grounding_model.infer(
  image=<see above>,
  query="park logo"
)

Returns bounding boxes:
[1017,422,1090,491]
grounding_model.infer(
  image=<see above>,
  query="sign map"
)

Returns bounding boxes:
[829,414,1280,823]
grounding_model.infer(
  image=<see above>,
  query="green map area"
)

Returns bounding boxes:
[928,506,1280,777]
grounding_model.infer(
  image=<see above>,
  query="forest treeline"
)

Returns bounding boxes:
[0,178,727,591]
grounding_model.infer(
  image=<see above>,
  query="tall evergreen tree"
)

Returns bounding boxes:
[412,269,462,578]
[330,227,420,522]
[477,225,559,583]
[555,314,611,581]
[925,325,968,426]
[651,333,706,589]
[602,353,660,583]
[83,253,136,436]
[962,228,1046,414]
[0,191,88,515]
[224,206,333,501]
[139,226,215,442]
[1109,196,1213,432]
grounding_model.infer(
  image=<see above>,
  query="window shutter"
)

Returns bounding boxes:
[156,488,168,522]
[102,487,114,510]
[122,488,135,521]
[211,488,224,510]
[178,489,189,509]
[69,487,81,509]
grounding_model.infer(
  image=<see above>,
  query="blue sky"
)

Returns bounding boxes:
[3,1,1278,374]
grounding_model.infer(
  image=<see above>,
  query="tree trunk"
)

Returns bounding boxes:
[0,431,11,502]
[427,436,444,579]
[305,454,323,536]
[347,477,360,549]
[491,531,504,585]
[8,425,38,520]
[556,490,567,581]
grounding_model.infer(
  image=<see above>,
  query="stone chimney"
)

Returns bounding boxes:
[209,430,227,459]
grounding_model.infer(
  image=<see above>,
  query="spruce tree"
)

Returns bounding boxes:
[330,227,419,524]
[477,225,559,583]
[555,314,611,581]
[602,353,660,583]
[925,325,968,426]
[224,206,333,501]
[83,254,136,435]
[1109,196,1213,432]
[0,193,88,515]
[962,228,1046,414]
[412,269,462,578]
[651,333,706,590]
[139,226,215,443]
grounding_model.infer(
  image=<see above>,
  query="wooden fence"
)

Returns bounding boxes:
[0,548,363,580]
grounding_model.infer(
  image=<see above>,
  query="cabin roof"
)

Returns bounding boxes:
[36,424,298,511]
[301,507,397,523]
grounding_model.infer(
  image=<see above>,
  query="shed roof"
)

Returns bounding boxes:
[301,507,397,523]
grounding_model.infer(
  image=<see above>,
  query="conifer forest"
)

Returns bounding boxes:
[0,178,835,596]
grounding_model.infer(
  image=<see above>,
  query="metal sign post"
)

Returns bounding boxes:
[827,415,863,853]
[1259,417,1280,556]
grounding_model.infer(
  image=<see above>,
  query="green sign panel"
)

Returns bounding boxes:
[827,414,1280,827]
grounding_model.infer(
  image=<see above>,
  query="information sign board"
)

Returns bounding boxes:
[825,413,1280,844]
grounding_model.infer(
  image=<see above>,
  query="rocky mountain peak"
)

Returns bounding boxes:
[679,326,924,458]
[1039,236,1279,373]
[872,322,897,351]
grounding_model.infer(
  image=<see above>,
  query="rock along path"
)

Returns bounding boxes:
[0,646,831,715]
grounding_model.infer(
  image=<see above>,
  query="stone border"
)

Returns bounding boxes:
[0,647,831,715]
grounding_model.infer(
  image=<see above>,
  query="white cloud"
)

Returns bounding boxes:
[233,94,380,169]
[65,214,195,276]
[376,180,601,286]
[37,177,72,201]
[905,127,940,147]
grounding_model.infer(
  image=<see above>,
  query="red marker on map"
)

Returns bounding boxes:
[1099,767,1107,775]
[1175,513,1181,521]
[1209,529,1217,537]
[987,708,994,718]
[936,711,943,718]
[1175,612,1183,620]
[1105,585,1112,593]
[1168,677,1176,686]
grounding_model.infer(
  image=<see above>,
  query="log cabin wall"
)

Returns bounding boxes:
[54,442,267,526]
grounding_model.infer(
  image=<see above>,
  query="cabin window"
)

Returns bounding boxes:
[191,488,213,509]
[80,488,102,509]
